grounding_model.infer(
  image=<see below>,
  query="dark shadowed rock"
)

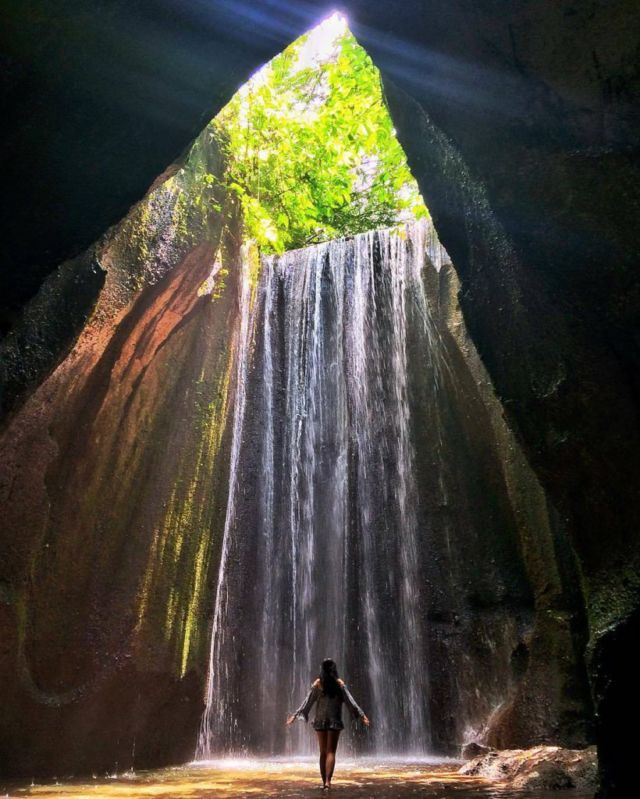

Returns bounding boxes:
[461,742,493,760]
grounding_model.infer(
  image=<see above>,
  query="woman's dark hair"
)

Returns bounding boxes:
[319,658,340,696]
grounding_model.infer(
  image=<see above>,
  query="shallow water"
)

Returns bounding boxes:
[3,758,595,798]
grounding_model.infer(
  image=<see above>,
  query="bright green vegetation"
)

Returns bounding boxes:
[207,14,428,254]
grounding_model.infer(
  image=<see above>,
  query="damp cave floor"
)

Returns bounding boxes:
[2,759,595,799]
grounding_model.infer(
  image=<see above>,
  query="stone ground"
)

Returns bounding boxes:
[1,759,596,798]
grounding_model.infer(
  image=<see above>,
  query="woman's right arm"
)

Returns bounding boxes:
[286,685,320,724]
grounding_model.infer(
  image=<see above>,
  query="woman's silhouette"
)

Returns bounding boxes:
[286,658,370,789]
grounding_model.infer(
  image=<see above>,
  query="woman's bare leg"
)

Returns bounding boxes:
[316,730,328,785]
[325,730,341,786]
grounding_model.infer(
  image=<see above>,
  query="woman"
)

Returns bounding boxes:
[286,658,370,790]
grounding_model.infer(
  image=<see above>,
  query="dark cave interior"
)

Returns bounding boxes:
[0,3,639,796]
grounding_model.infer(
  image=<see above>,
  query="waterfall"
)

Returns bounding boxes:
[198,219,449,758]
[198,243,259,756]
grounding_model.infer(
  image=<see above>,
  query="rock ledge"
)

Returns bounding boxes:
[460,745,598,791]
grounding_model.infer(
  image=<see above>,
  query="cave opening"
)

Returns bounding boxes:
[196,12,429,260]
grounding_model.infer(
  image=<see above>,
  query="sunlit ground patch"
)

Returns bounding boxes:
[4,759,595,799]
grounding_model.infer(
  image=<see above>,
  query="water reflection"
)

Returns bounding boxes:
[4,759,594,798]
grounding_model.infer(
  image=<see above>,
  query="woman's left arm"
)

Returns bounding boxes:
[338,680,370,724]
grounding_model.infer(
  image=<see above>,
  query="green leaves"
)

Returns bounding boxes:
[210,19,428,253]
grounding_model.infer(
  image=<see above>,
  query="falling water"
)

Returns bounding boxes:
[198,219,449,758]
[198,243,259,755]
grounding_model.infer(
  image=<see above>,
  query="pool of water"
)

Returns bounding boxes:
[2,758,596,798]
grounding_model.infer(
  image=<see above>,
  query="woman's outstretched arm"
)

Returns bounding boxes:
[286,684,320,725]
[338,679,370,725]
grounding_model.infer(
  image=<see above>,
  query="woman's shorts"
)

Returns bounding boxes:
[312,720,344,731]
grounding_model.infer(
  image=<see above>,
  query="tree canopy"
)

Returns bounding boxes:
[206,14,428,254]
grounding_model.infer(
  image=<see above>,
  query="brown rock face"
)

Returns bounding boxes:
[0,132,243,776]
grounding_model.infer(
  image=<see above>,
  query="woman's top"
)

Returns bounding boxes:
[292,678,366,731]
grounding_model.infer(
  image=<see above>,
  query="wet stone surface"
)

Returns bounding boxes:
[2,759,595,798]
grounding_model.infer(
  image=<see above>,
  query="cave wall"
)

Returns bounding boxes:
[0,202,595,773]
[423,257,593,751]
[1,1,638,793]
[0,130,242,776]
[366,8,639,793]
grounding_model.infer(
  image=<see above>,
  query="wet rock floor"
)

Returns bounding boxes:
[2,759,595,799]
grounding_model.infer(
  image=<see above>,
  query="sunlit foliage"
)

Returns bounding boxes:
[206,14,428,253]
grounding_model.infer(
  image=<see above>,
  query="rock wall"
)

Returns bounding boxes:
[425,258,592,751]
[0,130,242,776]
[374,37,639,795]
[0,202,594,775]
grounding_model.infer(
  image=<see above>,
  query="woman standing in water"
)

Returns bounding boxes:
[286,658,370,790]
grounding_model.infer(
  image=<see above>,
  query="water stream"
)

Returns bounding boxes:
[199,220,450,757]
